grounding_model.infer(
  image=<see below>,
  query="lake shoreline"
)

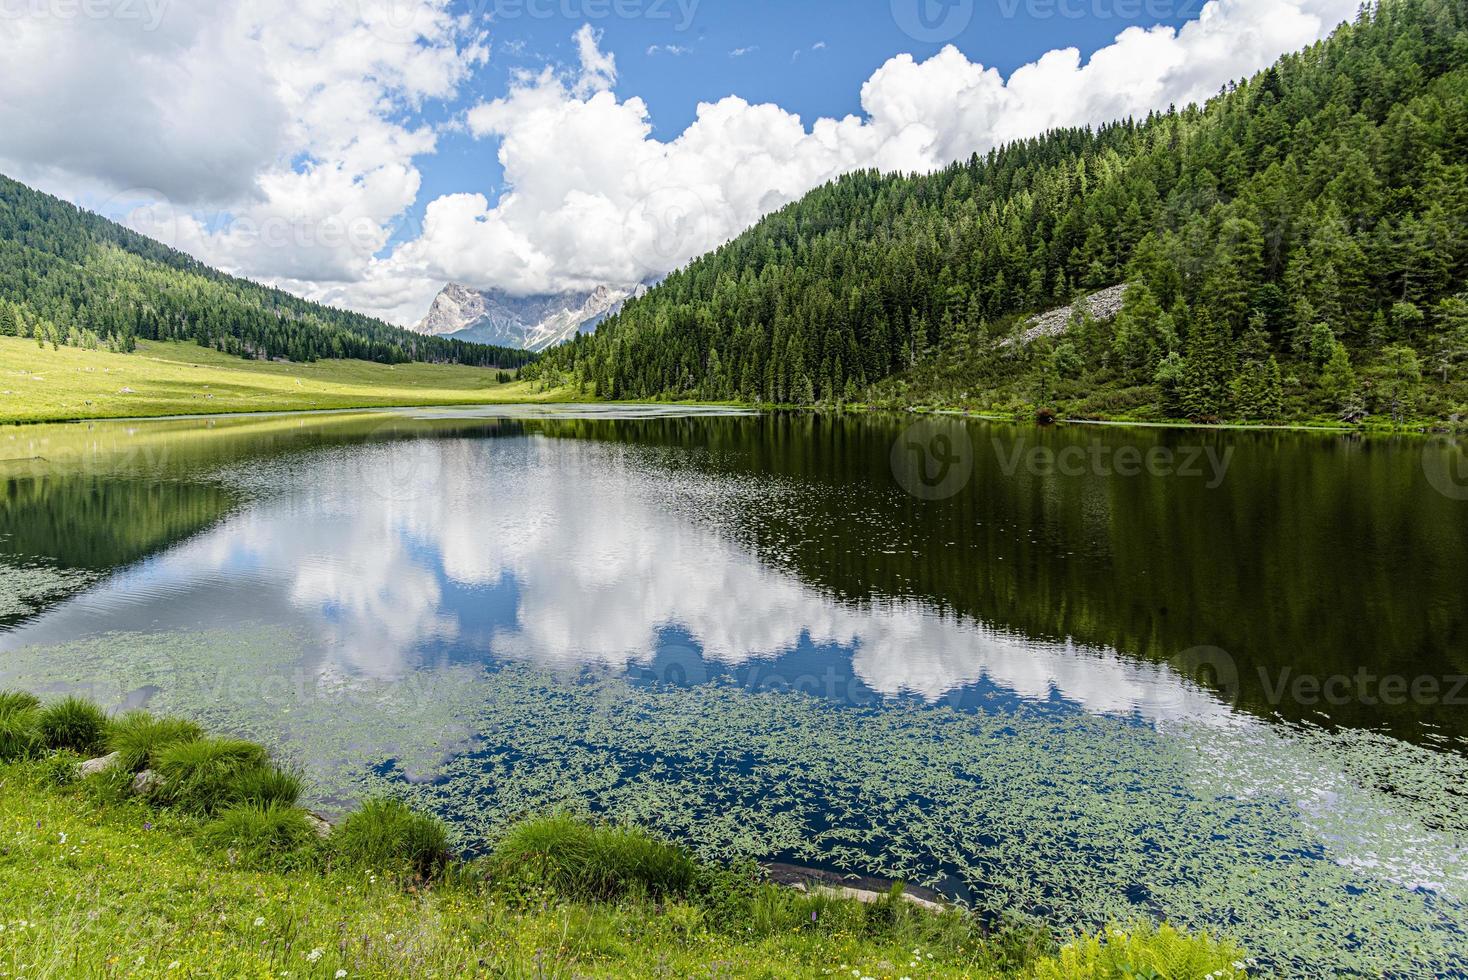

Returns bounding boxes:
[9,395,1459,438]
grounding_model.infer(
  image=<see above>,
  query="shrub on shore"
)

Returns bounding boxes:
[333,796,451,879]
[0,690,41,716]
[37,695,109,755]
[107,711,204,772]
[233,763,303,809]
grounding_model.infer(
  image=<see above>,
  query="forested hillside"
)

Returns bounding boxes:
[0,176,534,369]
[530,0,1468,423]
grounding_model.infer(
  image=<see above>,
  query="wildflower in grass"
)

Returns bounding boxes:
[306,949,323,963]
[253,917,265,927]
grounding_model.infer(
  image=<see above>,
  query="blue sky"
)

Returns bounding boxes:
[410,0,1199,240]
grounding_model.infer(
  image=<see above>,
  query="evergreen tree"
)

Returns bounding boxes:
[1318,343,1357,408]
[1155,351,1187,418]
[1376,345,1423,423]
[1181,312,1236,419]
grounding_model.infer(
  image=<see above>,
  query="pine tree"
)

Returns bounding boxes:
[1154,351,1187,418]
[1377,345,1422,424]
[1318,343,1357,406]
[1180,312,1235,419]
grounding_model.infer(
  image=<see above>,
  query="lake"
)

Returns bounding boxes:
[3,407,1467,975]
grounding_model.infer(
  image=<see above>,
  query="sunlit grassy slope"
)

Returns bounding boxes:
[0,337,571,423]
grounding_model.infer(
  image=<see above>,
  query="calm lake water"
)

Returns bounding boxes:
[3,407,1467,975]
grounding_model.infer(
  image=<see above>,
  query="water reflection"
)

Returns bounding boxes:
[2,430,1231,724]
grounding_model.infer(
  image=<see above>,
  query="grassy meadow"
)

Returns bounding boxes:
[0,337,573,424]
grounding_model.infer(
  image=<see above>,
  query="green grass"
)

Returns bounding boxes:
[0,690,41,715]
[0,706,43,761]
[332,797,452,880]
[36,695,110,755]
[0,336,578,424]
[0,690,1253,977]
[492,813,698,901]
[106,711,205,772]
[153,737,271,814]
[203,803,320,867]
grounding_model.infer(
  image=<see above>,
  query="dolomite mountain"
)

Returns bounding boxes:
[413,282,646,352]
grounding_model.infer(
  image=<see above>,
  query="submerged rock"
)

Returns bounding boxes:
[762,862,947,913]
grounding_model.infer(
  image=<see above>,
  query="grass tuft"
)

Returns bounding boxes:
[233,764,303,809]
[106,711,204,772]
[0,690,42,716]
[332,796,451,879]
[492,813,698,901]
[204,803,318,867]
[37,695,109,755]
[154,737,271,814]
[0,709,44,762]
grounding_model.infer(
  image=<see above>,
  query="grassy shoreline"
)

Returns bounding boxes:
[0,690,1250,978]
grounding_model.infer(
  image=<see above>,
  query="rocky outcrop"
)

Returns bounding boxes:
[1005,283,1130,347]
[303,811,333,839]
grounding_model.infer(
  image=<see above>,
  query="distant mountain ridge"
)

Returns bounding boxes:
[414,282,647,352]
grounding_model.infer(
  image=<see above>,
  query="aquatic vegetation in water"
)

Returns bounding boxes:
[0,561,98,624]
